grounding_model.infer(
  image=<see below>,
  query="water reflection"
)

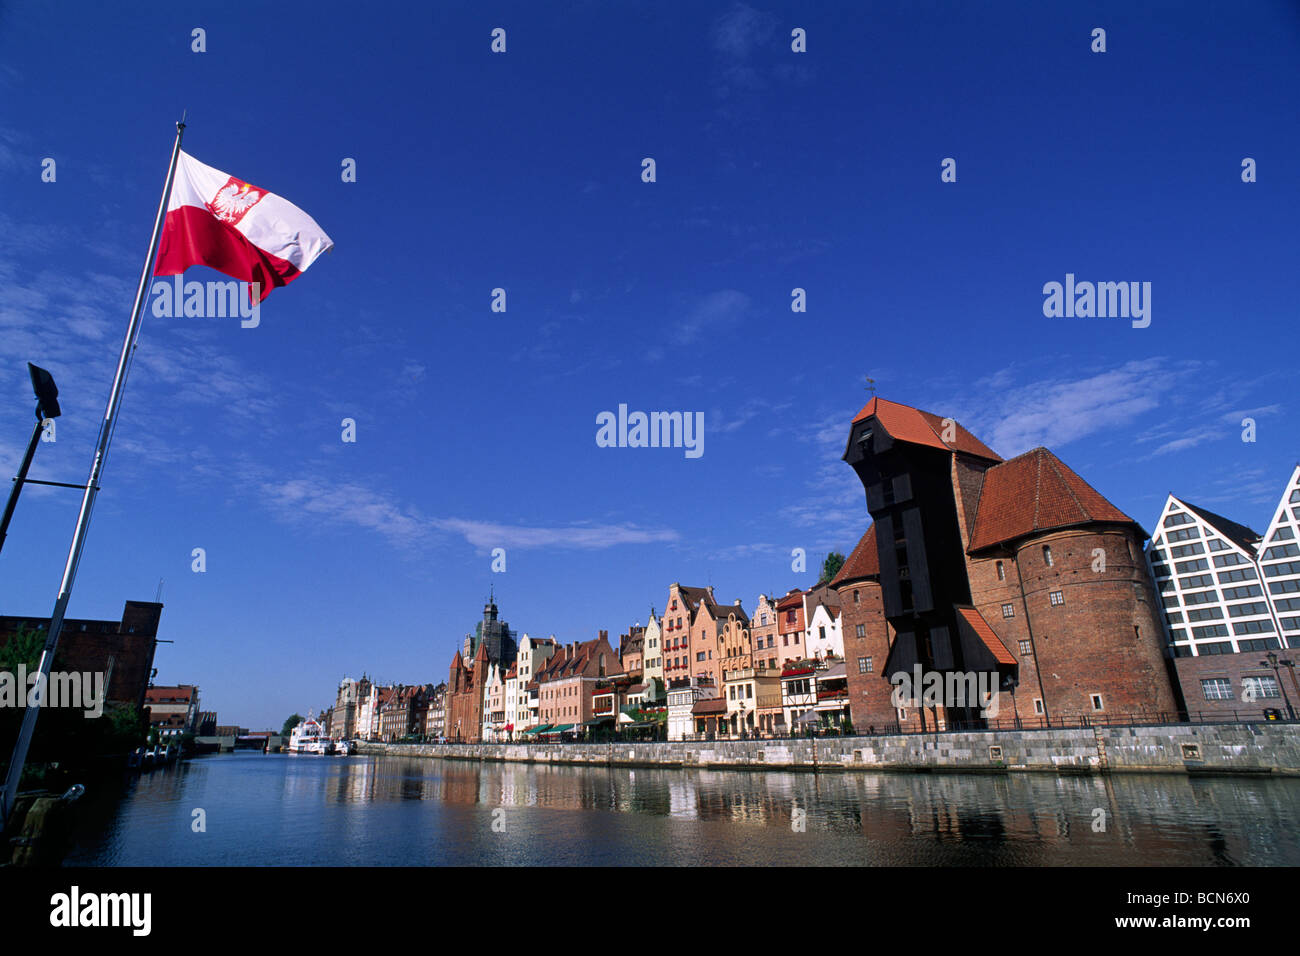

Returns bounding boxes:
[62,753,1300,866]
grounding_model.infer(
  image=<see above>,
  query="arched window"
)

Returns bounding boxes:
[1042,545,1054,568]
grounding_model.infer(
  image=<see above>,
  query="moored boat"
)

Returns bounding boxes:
[287,716,328,754]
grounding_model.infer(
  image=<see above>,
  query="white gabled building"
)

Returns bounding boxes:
[1147,465,1300,717]
[503,662,519,739]
[1146,465,1300,657]
[806,600,844,660]
[513,633,556,731]
[641,612,664,689]
[482,663,505,742]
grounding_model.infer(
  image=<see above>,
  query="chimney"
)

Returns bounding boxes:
[707,586,714,599]
[734,598,741,606]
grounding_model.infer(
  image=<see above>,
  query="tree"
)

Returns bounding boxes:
[820,551,846,585]
[280,714,304,737]
[0,623,46,672]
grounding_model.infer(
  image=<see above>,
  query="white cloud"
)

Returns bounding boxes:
[433,518,679,552]
[672,289,750,345]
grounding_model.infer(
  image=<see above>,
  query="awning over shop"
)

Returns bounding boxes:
[544,724,574,734]
[522,724,552,735]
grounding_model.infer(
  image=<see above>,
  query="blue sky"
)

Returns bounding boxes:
[0,1,1296,729]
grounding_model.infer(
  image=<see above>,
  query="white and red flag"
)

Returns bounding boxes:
[154,151,333,301]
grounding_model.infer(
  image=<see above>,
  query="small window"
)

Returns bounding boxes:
[1033,698,1044,715]
[1019,640,1032,656]
[858,657,873,674]
[855,623,866,638]
[1002,604,1015,619]
[1049,590,1065,607]
[853,589,860,604]
[996,561,1005,581]
[1043,546,1054,568]
[1091,694,1104,711]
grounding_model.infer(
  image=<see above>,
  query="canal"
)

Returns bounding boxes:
[62,752,1300,865]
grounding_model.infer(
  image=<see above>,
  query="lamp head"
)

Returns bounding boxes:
[27,363,60,419]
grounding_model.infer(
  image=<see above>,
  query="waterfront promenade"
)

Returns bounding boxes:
[357,721,1300,776]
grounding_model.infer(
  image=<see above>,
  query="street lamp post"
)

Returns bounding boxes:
[0,363,63,559]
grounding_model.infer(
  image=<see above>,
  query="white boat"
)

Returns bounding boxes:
[332,739,351,756]
[287,717,329,754]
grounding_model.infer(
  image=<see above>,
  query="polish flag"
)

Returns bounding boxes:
[154,151,333,301]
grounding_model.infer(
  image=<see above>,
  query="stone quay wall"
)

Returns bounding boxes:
[355,722,1300,776]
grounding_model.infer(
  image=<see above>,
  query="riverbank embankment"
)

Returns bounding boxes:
[357,722,1300,776]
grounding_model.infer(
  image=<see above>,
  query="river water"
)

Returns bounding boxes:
[62,752,1300,866]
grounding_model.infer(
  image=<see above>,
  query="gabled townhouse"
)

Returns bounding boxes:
[804,584,844,660]
[424,682,446,739]
[716,600,753,683]
[723,665,781,735]
[483,662,507,742]
[776,589,808,664]
[373,685,397,739]
[379,685,428,740]
[369,686,397,738]
[641,611,664,688]
[513,634,557,732]
[662,583,725,685]
[748,594,781,670]
[353,683,384,740]
[503,663,519,739]
[534,631,620,736]
[620,624,646,678]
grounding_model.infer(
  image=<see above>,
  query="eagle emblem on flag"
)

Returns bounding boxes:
[206,176,266,225]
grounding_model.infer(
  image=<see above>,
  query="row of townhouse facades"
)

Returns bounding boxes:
[328,676,449,742]
[322,397,1299,743]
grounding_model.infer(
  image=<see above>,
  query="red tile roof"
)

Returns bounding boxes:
[691,697,728,716]
[851,397,1001,462]
[955,607,1016,667]
[830,525,879,587]
[775,589,803,610]
[145,686,195,702]
[967,447,1138,552]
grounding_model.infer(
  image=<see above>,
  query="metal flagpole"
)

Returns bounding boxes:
[0,119,186,834]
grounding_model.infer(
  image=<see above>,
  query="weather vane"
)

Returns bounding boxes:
[864,376,877,397]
